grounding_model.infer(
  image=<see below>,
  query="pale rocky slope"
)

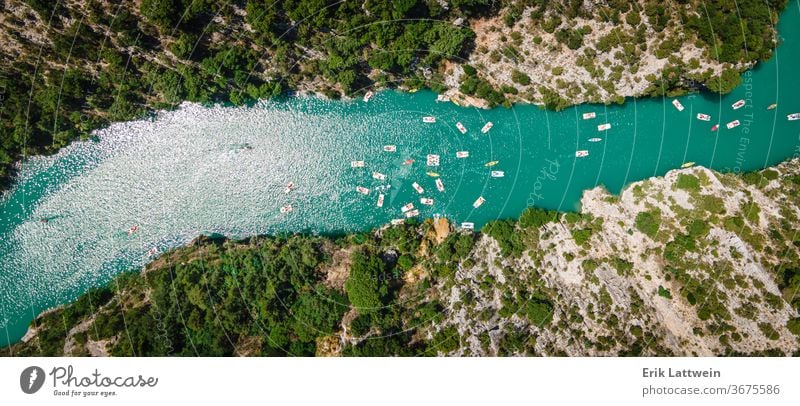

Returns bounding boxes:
[431,160,800,356]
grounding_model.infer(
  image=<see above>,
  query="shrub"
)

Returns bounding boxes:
[511,69,531,85]
[635,209,661,238]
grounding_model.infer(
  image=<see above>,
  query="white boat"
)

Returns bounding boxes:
[726,120,741,129]
[390,219,405,225]
[456,122,467,134]
[436,94,450,103]
[672,99,684,111]
[404,209,420,218]
[127,225,139,235]
[280,204,293,214]
[284,182,295,194]
[456,151,469,158]
[356,186,370,195]
[481,122,493,133]
[423,116,436,123]
[426,154,440,166]
[588,138,602,142]
[435,178,444,192]
[681,162,695,169]
[576,150,589,157]
[363,91,374,102]
[732,99,746,110]
[400,202,415,213]
[472,196,486,208]
[420,197,434,206]
[383,145,396,152]
[351,160,365,168]
[582,112,596,120]
[372,171,386,181]
[461,222,475,230]
[490,170,505,178]
[788,113,800,121]
[377,193,384,208]
[597,123,611,131]
[412,182,424,194]
[696,113,711,121]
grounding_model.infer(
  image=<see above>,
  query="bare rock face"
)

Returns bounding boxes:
[432,217,451,244]
[433,160,800,356]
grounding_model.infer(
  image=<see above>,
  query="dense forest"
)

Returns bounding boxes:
[4,162,800,356]
[0,0,789,189]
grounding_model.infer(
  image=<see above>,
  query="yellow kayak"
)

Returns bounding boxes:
[680,162,695,168]
[485,161,499,167]
[426,171,440,177]
[768,103,777,110]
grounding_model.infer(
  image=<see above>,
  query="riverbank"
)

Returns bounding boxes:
[4,159,799,355]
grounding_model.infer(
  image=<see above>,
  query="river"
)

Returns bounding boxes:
[1,4,799,347]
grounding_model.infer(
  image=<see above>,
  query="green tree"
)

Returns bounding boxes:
[345,249,389,312]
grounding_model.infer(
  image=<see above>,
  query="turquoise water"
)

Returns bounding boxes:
[2,5,800,347]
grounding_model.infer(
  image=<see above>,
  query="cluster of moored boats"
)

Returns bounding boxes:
[345,106,497,229]
[576,112,610,158]
[672,98,799,132]
[575,99,799,160]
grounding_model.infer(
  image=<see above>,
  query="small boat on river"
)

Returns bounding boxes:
[732,99,746,110]
[672,99,685,111]
[423,116,436,123]
[696,113,711,121]
[473,196,486,208]
[456,122,467,134]
[435,178,445,192]
[481,122,493,133]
